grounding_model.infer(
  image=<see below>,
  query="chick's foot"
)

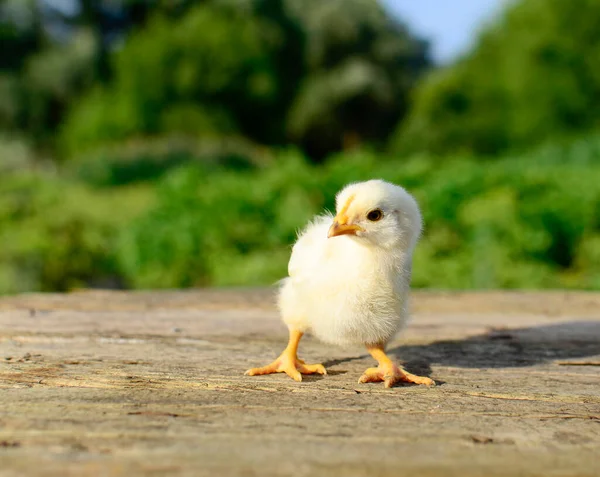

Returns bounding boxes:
[358,363,435,388]
[245,355,327,382]
[245,328,326,382]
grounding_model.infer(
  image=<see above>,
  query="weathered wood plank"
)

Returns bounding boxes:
[1,290,599,477]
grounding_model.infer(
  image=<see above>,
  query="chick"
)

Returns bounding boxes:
[245,180,434,388]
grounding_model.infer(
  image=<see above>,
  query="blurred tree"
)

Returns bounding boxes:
[43,0,201,80]
[61,1,277,155]
[0,0,202,152]
[20,30,96,149]
[62,0,429,161]
[0,0,43,71]
[393,0,600,156]
[1,1,106,150]
[247,0,307,144]
[288,0,430,160]
[0,0,43,135]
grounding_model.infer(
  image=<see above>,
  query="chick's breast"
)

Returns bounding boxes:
[278,216,410,347]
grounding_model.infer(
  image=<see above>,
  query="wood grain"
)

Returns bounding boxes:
[1,289,599,477]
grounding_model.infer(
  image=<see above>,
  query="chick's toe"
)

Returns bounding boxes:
[245,354,326,382]
[359,363,435,388]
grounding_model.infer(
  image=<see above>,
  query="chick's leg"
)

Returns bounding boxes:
[244,328,327,382]
[359,345,435,388]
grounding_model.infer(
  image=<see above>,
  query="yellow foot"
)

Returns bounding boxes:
[358,363,435,388]
[245,356,327,382]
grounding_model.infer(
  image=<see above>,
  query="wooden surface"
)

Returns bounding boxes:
[1,289,600,477]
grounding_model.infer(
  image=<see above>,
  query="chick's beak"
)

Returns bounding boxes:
[327,218,363,238]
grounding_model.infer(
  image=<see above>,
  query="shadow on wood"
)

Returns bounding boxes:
[390,321,600,369]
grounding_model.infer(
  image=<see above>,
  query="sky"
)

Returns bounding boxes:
[383,0,508,63]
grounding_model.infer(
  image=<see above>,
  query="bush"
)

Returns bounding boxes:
[117,150,322,288]
[2,136,599,294]
[0,171,153,294]
[117,138,600,290]
[69,136,272,187]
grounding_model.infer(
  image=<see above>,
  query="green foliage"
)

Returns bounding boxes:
[0,28,96,149]
[116,150,322,288]
[3,0,600,295]
[286,0,429,159]
[21,31,97,146]
[61,2,277,155]
[394,0,600,156]
[0,171,153,294]
[2,136,600,295]
[0,0,42,71]
[114,137,600,290]
[61,0,430,160]
[69,136,272,187]
[0,134,36,173]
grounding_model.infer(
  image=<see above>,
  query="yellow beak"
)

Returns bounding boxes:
[327,219,363,238]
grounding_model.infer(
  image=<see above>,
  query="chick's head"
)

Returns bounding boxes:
[327,180,422,251]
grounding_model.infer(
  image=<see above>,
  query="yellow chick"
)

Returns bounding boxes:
[245,180,434,388]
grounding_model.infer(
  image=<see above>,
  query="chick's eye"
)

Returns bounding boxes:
[366,209,383,221]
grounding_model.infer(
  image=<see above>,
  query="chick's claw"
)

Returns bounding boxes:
[358,364,435,388]
[245,356,327,382]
